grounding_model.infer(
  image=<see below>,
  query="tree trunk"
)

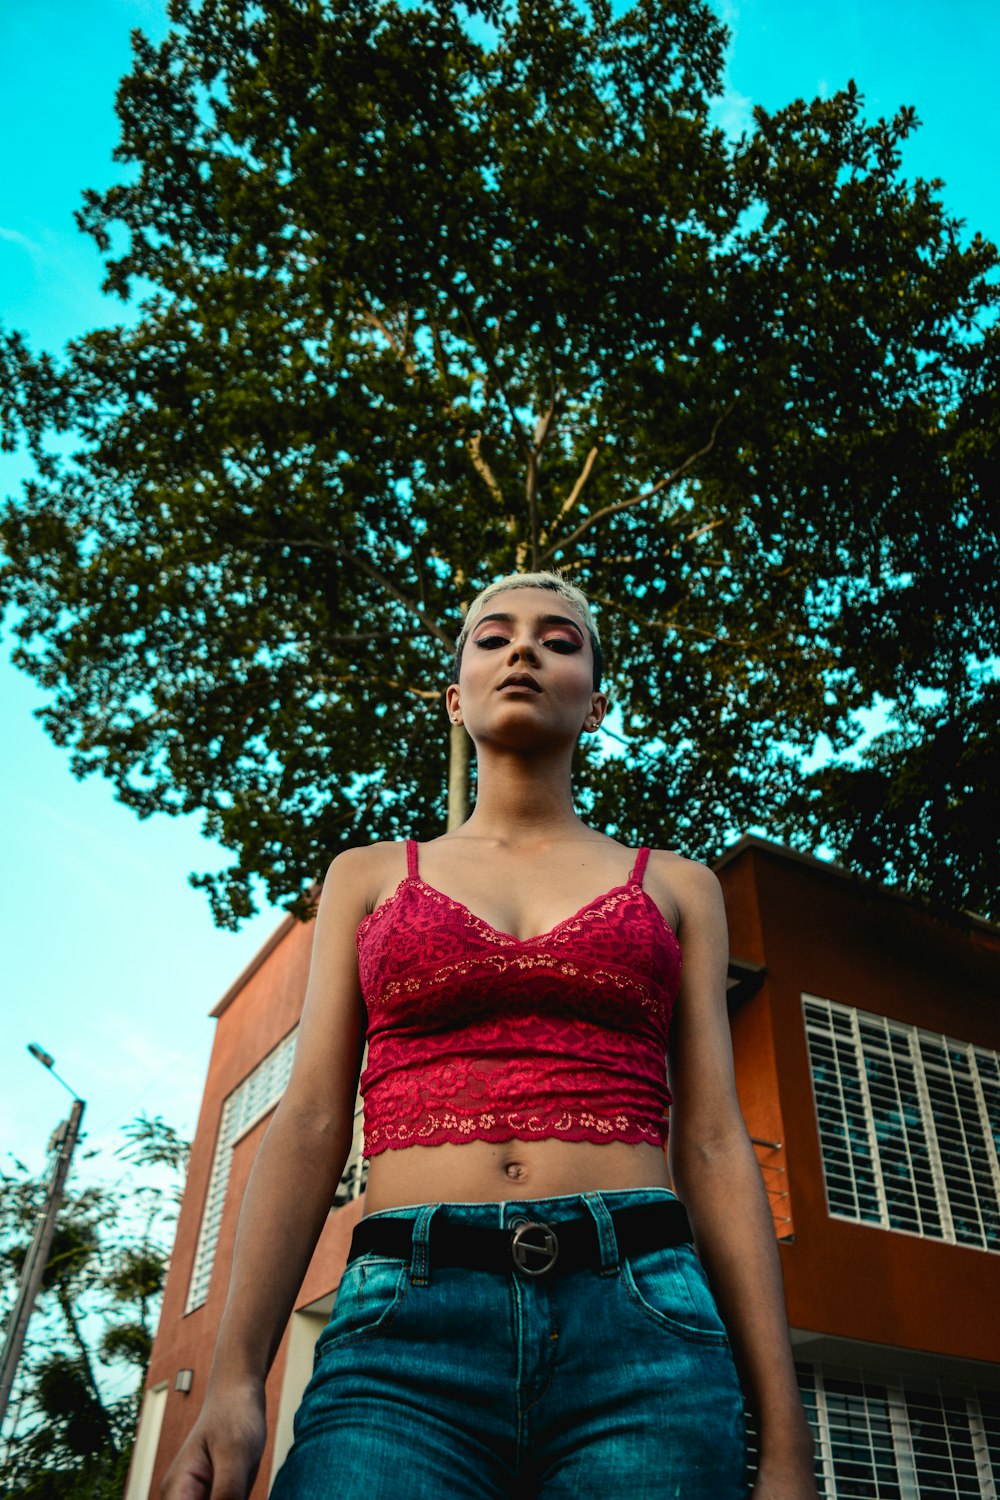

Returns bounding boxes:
[447,721,470,830]
[56,1286,116,1449]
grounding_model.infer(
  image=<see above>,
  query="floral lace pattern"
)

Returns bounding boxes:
[356,844,682,1156]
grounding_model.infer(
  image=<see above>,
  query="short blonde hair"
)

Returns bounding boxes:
[454,571,603,688]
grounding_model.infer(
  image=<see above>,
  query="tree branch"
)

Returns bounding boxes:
[591,593,684,632]
[316,541,455,651]
[680,519,726,546]
[264,533,456,651]
[593,591,784,651]
[428,313,458,412]
[539,441,602,549]
[316,671,444,702]
[373,676,444,702]
[355,298,419,379]
[524,395,559,571]
[448,287,534,458]
[361,300,505,514]
[538,400,736,565]
[56,1286,113,1439]
[323,633,397,645]
[467,431,505,509]
[356,288,558,569]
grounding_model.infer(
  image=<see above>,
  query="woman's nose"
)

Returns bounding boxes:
[507,636,539,664]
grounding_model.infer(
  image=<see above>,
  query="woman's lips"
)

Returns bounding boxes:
[498,673,542,692]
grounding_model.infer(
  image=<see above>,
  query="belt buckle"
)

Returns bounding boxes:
[510,1218,559,1276]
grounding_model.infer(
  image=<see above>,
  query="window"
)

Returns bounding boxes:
[803,996,1000,1251]
[334,1103,368,1206]
[186,1028,299,1312]
[789,1362,1000,1499]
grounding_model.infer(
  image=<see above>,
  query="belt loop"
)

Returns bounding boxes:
[410,1204,438,1286]
[583,1193,619,1276]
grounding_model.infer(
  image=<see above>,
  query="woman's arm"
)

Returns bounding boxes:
[162,849,372,1500]
[660,857,818,1500]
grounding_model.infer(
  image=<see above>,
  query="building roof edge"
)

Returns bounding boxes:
[210,912,300,1018]
[713,834,997,939]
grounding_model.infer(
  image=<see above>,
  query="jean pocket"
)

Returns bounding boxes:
[315,1255,410,1353]
[620,1244,731,1345]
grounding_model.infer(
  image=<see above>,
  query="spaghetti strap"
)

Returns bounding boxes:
[406,839,420,879]
[630,847,650,887]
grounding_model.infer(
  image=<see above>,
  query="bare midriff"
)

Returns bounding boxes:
[361,1137,672,1215]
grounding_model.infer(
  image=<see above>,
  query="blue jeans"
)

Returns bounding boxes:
[271,1189,747,1499]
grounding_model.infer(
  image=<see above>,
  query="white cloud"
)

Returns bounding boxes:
[0,225,46,258]
[711,81,755,141]
[709,1,755,142]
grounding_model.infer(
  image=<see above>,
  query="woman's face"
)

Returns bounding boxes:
[446,588,607,748]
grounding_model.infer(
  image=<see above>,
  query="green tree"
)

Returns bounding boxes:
[0,1116,187,1497]
[1,0,996,924]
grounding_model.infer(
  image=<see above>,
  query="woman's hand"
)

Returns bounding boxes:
[160,851,372,1499]
[659,858,821,1500]
[750,1432,821,1499]
[161,1381,266,1500]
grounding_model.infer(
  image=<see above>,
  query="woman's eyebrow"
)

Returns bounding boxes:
[538,614,585,637]
[471,612,515,629]
[472,611,585,638]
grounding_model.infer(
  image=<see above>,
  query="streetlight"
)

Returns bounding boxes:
[0,1046,87,1436]
[26,1044,81,1102]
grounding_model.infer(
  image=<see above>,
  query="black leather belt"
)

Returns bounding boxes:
[347,1199,692,1278]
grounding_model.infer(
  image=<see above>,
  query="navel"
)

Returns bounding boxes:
[504,1159,527,1181]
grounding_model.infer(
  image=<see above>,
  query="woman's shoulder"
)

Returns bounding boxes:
[322,841,412,911]
[646,847,720,884]
[324,839,408,873]
[644,849,723,925]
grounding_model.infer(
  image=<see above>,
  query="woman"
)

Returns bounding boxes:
[164,572,818,1500]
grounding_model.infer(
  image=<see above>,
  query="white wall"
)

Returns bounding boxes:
[124,1383,168,1500]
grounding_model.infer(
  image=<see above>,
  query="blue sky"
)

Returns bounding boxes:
[1,0,997,1188]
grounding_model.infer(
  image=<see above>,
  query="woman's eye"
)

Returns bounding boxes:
[471,632,581,652]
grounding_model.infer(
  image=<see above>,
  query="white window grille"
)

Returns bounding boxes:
[803,996,1000,1252]
[334,1103,368,1206]
[185,1028,299,1312]
[784,1362,1000,1499]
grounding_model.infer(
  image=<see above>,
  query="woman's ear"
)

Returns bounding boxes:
[582,692,609,733]
[445,683,462,725]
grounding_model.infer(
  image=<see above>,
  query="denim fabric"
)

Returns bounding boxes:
[271,1188,747,1499]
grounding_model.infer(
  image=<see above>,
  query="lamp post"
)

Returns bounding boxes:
[0,1046,86,1437]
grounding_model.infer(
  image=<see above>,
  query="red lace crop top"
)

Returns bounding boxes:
[355,841,682,1155]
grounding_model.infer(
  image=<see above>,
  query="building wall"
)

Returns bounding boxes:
[721,850,792,1239]
[141,916,316,1498]
[719,842,1000,1363]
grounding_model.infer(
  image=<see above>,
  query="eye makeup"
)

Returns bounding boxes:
[470,611,586,648]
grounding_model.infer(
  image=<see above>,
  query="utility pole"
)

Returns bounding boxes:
[0,1047,85,1438]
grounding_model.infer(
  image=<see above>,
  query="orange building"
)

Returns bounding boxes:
[127,837,1000,1498]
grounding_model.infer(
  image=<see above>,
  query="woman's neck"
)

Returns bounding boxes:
[457,744,585,846]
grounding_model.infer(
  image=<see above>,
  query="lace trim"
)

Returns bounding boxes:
[371,950,661,1012]
[359,875,681,958]
[365,1106,667,1155]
